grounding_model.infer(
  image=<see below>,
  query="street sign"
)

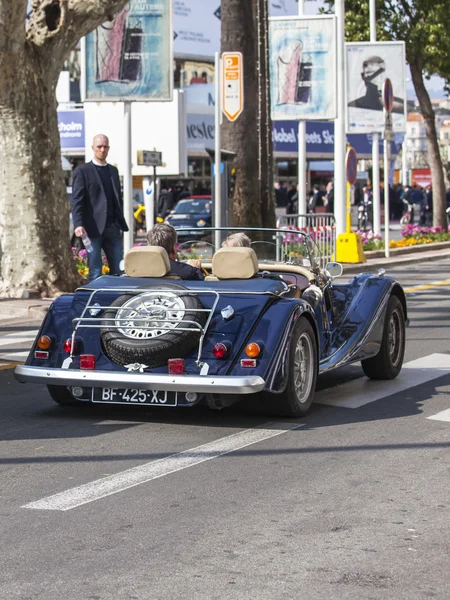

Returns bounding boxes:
[383,111,395,142]
[222,52,244,122]
[345,147,358,185]
[137,150,162,167]
[383,78,394,112]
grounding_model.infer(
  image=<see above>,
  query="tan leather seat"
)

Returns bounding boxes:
[124,246,180,279]
[206,247,259,280]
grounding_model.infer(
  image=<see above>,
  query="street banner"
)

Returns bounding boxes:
[173,0,220,58]
[346,42,406,134]
[269,0,327,17]
[83,0,173,102]
[58,110,85,151]
[269,16,337,121]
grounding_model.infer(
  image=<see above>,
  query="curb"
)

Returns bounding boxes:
[0,302,51,320]
[342,247,450,274]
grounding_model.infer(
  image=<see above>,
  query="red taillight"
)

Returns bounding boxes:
[212,342,228,359]
[80,354,96,370]
[63,338,75,354]
[241,359,257,368]
[168,358,185,374]
[35,351,49,360]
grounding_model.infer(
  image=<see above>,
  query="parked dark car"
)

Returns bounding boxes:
[165,196,212,241]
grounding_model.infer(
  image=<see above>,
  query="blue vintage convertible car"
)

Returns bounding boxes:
[14,228,407,417]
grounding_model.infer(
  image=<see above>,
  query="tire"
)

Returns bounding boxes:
[276,318,318,417]
[361,295,405,380]
[47,385,80,406]
[100,283,207,367]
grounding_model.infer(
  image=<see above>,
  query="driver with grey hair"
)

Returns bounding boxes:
[147,223,204,281]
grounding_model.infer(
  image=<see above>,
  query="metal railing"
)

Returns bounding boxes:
[277,214,336,268]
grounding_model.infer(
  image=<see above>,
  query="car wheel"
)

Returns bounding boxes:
[47,385,80,406]
[361,295,405,380]
[277,318,318,417]
[100,283,207,367]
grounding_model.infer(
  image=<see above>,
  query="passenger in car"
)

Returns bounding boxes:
[147,223,205,280]
[222,232,251,247]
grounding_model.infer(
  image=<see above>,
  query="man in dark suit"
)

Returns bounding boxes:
[71,134,129,281]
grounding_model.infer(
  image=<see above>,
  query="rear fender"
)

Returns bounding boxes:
[229,299,319,393]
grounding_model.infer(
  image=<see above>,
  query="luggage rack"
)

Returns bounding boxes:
[72,285,287,366]
[71,288,221,366]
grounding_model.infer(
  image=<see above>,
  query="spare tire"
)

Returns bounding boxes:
[100,283,207,367]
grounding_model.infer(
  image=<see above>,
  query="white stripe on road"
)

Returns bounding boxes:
[0,351,30,361]
[316,353,450,409]
[427,409,450,423]
[0,331,38,347]
[23,422,304,511]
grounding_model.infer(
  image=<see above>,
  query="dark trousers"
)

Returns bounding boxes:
[88,222,123,282]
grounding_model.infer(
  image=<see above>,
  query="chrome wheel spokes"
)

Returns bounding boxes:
[292,333,314,404]
[388,308,403,367]
[116,292,185,339]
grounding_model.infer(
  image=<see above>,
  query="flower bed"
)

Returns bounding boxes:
[391,224,450,249]
[357,225,450,251]
[72,247,109,281]
[356,230,384,251]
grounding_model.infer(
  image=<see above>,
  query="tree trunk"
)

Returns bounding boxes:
[221,0,275,228]
[409,58,447,228]
[0,0,129,297]
[0,48,78,297]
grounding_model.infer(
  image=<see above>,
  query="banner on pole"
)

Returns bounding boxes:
[83,0,173,102]
[269,16,337,121]
[346,42,406,134]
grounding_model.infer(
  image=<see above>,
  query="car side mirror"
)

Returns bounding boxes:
[325,262,343,279]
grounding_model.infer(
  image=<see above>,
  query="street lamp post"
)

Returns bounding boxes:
[370,0,381,238]
[334,0,346,235]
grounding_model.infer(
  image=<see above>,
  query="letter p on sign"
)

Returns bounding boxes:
[222,52,244,122]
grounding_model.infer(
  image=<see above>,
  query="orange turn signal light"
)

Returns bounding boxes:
[37,335,52,350]
[245,343,261,358]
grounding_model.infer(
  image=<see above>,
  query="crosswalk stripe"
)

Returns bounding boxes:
[23,422,304,511]
[427,408,450,423]
[316,353,450,409]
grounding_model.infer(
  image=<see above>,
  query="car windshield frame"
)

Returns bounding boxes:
[175,227,322,272]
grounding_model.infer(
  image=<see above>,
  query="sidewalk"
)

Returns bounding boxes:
[0,245,449,320]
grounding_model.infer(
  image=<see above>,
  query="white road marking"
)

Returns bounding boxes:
[0,331,38,347]
[427,409,450,423]
[23,422,304,511]
[317,353,450,409]
[0,351,30,361]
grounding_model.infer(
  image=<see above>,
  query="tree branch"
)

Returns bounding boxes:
[25,0,129,79]
[0,0,28,52]
[27,0,129,44]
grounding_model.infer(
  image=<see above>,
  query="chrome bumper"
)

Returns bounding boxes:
[14,366,265,395]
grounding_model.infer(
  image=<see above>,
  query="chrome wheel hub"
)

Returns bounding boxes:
[292,332,314,404]
[388,308,403,366]
[115,292,185,339]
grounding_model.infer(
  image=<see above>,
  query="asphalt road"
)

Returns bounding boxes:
[1,259,450,600]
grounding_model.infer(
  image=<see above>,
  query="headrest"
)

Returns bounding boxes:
[212,247,259,280]
[124,246,170,278]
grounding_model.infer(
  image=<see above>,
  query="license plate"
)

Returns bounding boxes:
[92,388,177,406]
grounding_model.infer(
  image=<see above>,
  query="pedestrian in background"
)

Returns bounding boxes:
[71,134,128,282]
[324,181,334,214]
